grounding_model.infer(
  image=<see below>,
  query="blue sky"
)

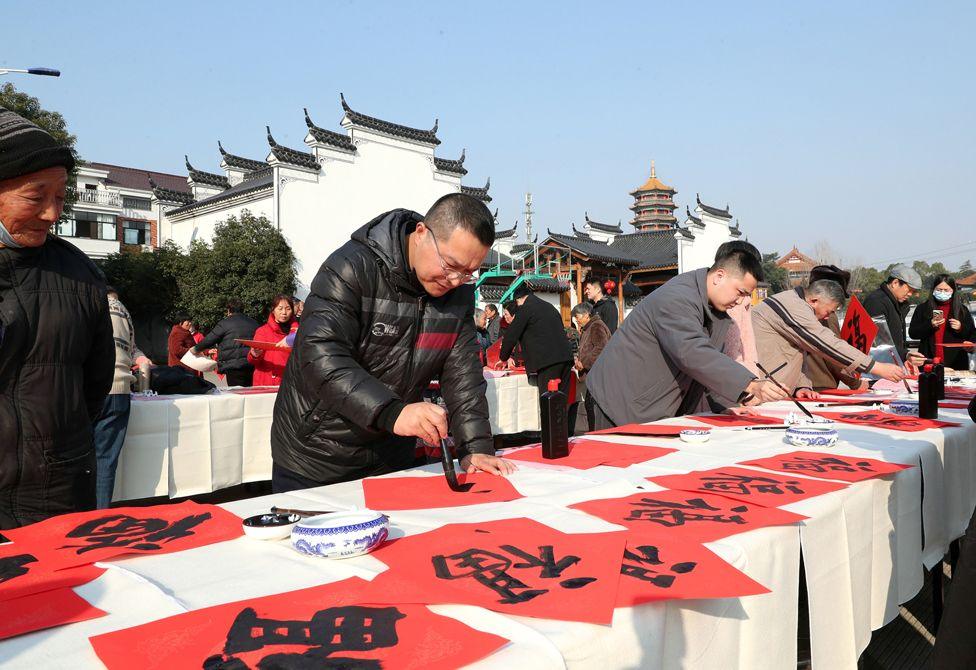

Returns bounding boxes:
[4,1,974,268]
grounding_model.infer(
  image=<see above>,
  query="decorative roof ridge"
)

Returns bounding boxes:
[340,92,440,145]
[302,107,357,152]
[148,173,194,205]
[433,148,467,175]
[266,126,320,170]
[584,211,623,234]
[696,193,733,219]
[217,140,266,172]
[184,155,229,189]
[460,177,491,202]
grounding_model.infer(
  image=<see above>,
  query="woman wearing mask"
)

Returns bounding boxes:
[909,274,976,370]
[248,295,299,386]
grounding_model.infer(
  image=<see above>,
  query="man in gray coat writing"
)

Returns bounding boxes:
[586,247,789,428]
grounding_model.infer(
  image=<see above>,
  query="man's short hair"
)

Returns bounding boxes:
[484,303,498,315]
[571,302,594,319]
[714,240,761,262]
[584,276,604,291]
[512,284,532,300]
[225,298,244,314]
[710,247,764,282]
[424,193,495,247]
[806,279,846,305]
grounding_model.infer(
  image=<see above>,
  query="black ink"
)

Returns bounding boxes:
[621,545,699,589]
[60,512,212,555]
[627,496,749,527]
[698,472,805,496]
[779,456,874,475]
[0,553,37,583]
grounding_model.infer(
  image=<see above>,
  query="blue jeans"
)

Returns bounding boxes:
[93,393,131,508]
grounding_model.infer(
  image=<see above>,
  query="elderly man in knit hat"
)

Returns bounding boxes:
[0,108,114,529]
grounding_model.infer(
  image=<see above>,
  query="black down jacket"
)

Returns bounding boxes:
[195,312,259,372]
[0,236,114,529]
[271,209,492,483]
[862,283,910,361]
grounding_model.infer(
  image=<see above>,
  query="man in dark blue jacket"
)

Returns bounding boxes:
[191,299,259,387]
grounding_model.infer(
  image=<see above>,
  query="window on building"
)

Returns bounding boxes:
[123,220,149,245]
[58,211,117,240]
[84,184,97,190]
[122,196,151,211]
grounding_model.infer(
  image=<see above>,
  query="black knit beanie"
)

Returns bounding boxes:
[0,108,75,182]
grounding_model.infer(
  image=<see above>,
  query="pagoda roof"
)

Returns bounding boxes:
[696,193,733,220]
[148,175,194,205]
[341,93,440,146]
[266,127,320,170]
[630,161,675,194]
[584,212,623,234]
[461,178,491,203]
[218,141,266,172]
[304,108,356,153]
[775,246,818,270]
[433,149,467,175]
[166,170,273,217]
[184,156,229,190]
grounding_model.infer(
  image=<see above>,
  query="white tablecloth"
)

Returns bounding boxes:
[484,372,541,434]
[115,390,277,501]
[46,398,970,669]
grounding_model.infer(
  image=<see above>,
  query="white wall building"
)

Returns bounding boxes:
[158,95,492,294]
[675,195,743,274]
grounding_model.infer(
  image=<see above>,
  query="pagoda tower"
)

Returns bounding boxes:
[629,161,677,231]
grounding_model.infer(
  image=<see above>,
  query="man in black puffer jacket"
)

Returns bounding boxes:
[0,109,115,529]
[271,194,515,490]
[192,299,259,387]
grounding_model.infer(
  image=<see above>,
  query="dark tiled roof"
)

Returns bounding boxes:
[623,279,643,297]
[546,231,641,265]
[148,175,194,205]
[218,141,266,172]
[696,193,733,220]
[495,219,517,239]
[184,156,229,190]
[341,93,440,145]
[461,178,491,203]
[479,284,508,302]
[166,171,273,216]
[685,205,703,226]
[480,249,513,269]
[87,162,189,194]
[730,221,742,237]
[304,108,356,153]
[510,243,535,255]
[609,230,679,270]
[675,226,695,240]
[266,127,320,170]
[433,149,467,175]
[584,212,623,234]
[571,223,591,238]
[525,277,570,293]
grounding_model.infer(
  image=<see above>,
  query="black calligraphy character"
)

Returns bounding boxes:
[781,456,872,474]
[61,512,212,555]
[204,604,404,669]
[620,545,697,588]
[699,472,805,496]
[0,553,37,584]
[627,496,749,527]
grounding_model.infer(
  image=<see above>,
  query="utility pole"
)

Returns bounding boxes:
[523,192,534,243]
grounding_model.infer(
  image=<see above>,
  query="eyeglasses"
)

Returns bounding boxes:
[428,230,477,284]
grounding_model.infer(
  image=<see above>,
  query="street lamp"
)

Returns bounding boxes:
[0,67,60,77]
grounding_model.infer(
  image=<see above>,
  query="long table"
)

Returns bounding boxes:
[7,397,974,669]
[117,373,542,501]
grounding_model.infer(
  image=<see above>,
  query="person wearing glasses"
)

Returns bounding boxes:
[270,194,515,491]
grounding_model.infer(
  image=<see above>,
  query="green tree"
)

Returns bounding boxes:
[170,210,297,329]
[761,252,789,293]
[849,265,885,297]
[97,242,182,321]
[957,259,973,279]
[0,82,80,219]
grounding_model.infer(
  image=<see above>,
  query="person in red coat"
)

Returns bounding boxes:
[247,295,298,387]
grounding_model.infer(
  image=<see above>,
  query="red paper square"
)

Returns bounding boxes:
[587,423,704,437]
[840,295,879,355]
[89,577,506,670]
[1,587,105,640]
[504,438,675,470]
[362,472,523,511]
[571,489,807,542]
[814,410,961,432]
[614,535,769,606]
[360,518,627,624]
[649,466,848,507]
[0,542,104,602]
[3,501,244,571]
[692,414,784,427]
[740,451,913,482]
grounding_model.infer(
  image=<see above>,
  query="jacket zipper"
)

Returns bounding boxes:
[403,294,426,389]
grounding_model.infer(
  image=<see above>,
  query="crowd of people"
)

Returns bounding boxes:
[2,105,975,535]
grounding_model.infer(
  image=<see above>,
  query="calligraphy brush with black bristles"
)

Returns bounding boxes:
[755,362,815,420]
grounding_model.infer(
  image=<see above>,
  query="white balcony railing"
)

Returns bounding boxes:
[77,190,122,207]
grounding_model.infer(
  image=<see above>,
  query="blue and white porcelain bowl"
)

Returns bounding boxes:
[785,423,839,448]
[291,510,389,560]
[888,398,919,416]
[680,429,711,444]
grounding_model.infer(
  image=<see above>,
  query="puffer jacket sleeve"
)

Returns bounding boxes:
[195,320,226,352]
[299,255,399,428]
[84,286,114,420]
[439,299,493,460]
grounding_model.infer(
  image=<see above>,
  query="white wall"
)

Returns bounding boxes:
[166,192,274,249]
[678,210,737,273]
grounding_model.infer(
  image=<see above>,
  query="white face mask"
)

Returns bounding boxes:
[933,289,953,302]
[0,218,23,249]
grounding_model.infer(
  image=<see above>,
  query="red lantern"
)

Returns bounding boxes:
[603,279,616,294]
